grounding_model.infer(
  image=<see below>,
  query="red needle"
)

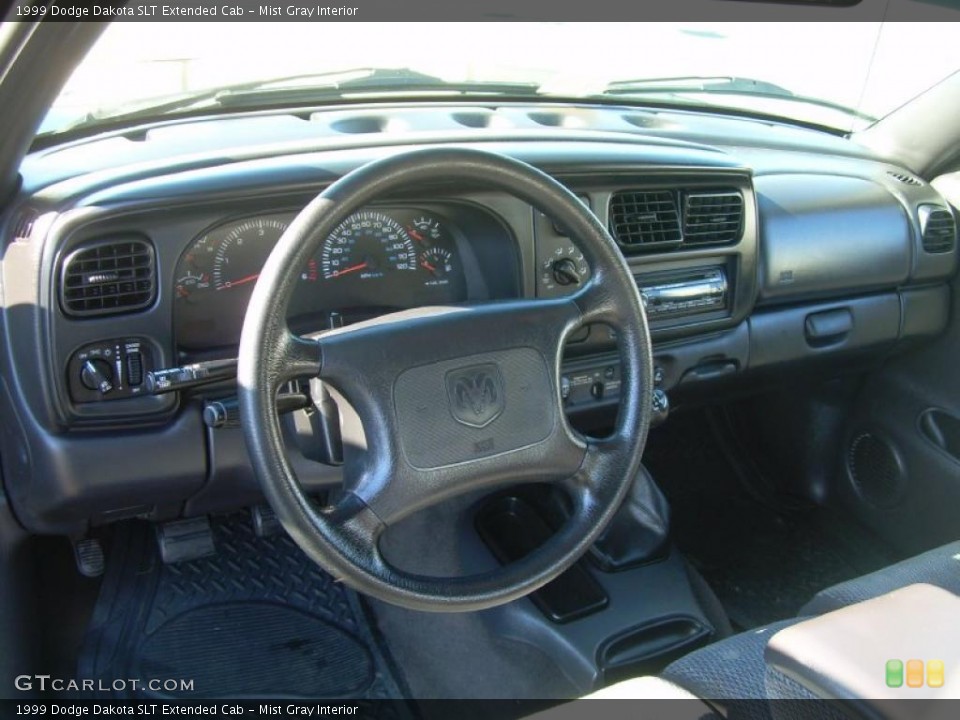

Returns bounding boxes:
[409,229,425,243]
[332,261,368,277]
[421,260,437,274]
[218,273,259,290]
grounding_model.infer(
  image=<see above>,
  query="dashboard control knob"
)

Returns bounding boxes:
[552,257,582,286]
[590,381,605,400]
[80,359,113,395]
[560,376,571,401]
[651,388,670,427]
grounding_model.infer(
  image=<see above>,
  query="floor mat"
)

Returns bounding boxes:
[645,410,897,630]
[77,512,409,706]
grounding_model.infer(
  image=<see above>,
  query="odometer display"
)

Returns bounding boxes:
[320,211,417,280]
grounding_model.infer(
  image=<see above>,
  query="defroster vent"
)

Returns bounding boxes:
[60,237,156,317]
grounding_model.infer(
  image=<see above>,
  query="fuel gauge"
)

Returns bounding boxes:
[420,247,454,284]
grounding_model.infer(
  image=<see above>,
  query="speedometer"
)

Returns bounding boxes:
[320,211,416,280]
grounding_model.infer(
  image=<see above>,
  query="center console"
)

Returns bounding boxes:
[472,467,721,693]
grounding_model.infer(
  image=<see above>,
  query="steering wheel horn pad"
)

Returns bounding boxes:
[238,147,653,612]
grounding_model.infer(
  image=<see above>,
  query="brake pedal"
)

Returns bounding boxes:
[252,505,280,537]
[73,538,105,577]
[156,517,216,564]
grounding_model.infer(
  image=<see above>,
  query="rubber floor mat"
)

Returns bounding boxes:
[77,512,410,706]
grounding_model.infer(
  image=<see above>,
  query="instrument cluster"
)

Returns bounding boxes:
[173,207,469,349]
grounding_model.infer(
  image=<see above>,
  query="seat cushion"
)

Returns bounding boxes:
[799,540,960,616]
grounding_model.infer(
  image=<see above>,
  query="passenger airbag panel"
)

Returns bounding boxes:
[756,175,911,304]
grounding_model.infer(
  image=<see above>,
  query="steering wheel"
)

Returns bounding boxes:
[238,147,653,612]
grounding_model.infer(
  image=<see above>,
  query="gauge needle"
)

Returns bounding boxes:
[409,229,425,243]
[332,261,368,277]
[421,260,437,275]
[218,273,260,290]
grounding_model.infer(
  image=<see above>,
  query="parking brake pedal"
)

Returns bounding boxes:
[74,538,105,578]
[156,517,216,564]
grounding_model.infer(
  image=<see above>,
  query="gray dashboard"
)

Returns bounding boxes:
[1,102,957,535]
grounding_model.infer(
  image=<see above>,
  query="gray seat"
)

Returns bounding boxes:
[533,542,960,719]
[654,540,960,709]
[798,539,960,615]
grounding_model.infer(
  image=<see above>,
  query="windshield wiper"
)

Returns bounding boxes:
[601,75,874,121]
[606,75,797,96]
[211,73,541,108]
[49,68,542,136]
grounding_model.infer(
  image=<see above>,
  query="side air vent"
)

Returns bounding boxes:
[683,191,744,246]
[60,237,156,317]
[887,170,922,186]
[609,190,682,249]
[11,208,39,243]
[919,206,956,254]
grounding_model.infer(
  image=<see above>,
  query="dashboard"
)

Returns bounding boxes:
[2,102,958,536]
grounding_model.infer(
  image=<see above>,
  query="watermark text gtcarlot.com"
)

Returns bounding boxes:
[14,676,195,693]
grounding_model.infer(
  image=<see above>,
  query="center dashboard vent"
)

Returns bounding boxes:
[60,237,156,317]
[919,206,956,254]
[609,190,682,248]
[610,188,743,252]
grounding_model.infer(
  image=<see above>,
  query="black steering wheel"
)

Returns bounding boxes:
[238,147,653,612]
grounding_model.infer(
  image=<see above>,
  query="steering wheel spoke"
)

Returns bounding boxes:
[273,330,323,384]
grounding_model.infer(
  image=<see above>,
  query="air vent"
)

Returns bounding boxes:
[683,191,744,245]
[609,190,681,248]
[60,238,156,317]
[11,208,38,243]
[887,170,922,186]
[919,206,956,254]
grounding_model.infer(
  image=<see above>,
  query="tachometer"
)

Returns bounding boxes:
[173,213,291,349]
[212,217,289,291]
[320,211,416,280]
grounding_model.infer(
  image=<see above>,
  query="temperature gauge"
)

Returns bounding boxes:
[408,216,443,244]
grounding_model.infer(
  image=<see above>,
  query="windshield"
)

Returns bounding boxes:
[42,21,960,136]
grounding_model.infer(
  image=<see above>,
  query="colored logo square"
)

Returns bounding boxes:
[886,659,904,688]
[928,660,945,688]
[906,659,924,688]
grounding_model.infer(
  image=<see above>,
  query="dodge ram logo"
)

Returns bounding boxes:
[446,364,504,428]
